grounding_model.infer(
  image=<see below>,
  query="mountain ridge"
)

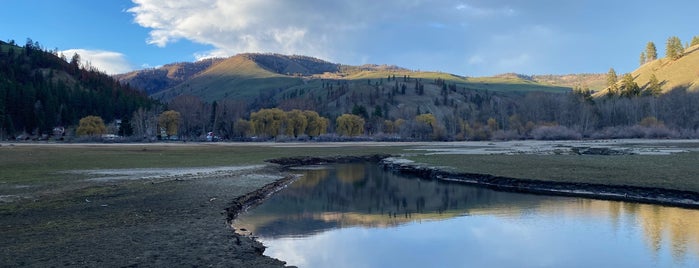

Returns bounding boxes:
[116,53,578,103]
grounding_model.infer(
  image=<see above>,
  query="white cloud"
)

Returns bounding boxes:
[127,0,475,62]
[60,49,133,75]
[126,0,573,76]
[455,3,515,18]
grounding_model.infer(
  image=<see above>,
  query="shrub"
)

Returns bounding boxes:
[530,126,582,140]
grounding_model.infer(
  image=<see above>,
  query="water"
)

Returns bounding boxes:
[235,163,699,268]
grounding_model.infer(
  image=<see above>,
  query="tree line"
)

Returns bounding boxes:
[0,39,155,140]
[5,35,699,142]
[639,35,699,65]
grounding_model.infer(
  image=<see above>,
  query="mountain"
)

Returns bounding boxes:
[0,40,155,138]
[117,53,572,103]
[114,58,224,95]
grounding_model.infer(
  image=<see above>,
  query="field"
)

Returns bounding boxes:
[2,140,699,266]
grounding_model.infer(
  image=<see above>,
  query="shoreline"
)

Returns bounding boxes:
[258,154,699,210]
[380,158,699,209]
[228,154,699,266]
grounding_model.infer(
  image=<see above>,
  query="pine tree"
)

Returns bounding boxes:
[644,74,662,96]
[691,36,699,47]
[640,52,646,66]
[645,42,657,61]
[620,73,640,97]
[665,36,684,60]
[606,68,619,96]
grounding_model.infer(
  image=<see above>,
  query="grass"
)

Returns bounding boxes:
[407,152,699,193]
[0,144,406,185]
[3,142,699,197]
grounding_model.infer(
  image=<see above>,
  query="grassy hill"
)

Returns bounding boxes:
[632,45,699,92]
[119,53,572,104]
[531,73,607,91]
[151,54,306,102]
[115,58,224,95]
[595,44,699,96]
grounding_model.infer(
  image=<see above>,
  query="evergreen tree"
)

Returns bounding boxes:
[665,36,684,60]
[691,36,699,47]
[645,42,657,61]
[620,73,640,97]
[644,74,662,97]
[640,52,646,66]
[606,68,619,96]
[118,116,134,136]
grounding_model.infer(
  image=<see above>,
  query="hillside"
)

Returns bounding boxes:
[121,53,571,104]
[115,58,224,95]
[596,44,699,96]
[531,73,607,91]
[0,40,155,138]
[151,54,306,102]
[632,44,699,92]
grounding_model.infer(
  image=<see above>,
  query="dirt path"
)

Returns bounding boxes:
[0,165,290,267]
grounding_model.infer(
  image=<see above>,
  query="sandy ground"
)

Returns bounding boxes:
[0,165,290,267]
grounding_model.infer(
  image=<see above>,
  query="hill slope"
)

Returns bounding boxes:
[633,45,699,92]
[115,59,224,95]
[596,44,699,96]
[120,53,571,103]
[151,54,307,102]
[0,40,155,138]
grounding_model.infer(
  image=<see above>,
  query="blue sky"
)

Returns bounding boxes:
[2,0,697,76]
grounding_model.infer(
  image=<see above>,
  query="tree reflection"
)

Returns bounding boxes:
[235,163,699,264]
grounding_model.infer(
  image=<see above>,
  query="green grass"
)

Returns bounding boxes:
[3,142,699,196]
[407,152,699,192]
[0,144,406,185]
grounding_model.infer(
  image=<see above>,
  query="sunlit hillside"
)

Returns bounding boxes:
[120,53,571,104]
[596,45,699,96]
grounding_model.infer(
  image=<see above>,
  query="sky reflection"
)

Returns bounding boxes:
[236,164,699,267]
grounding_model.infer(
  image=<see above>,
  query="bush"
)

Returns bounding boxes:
[590,125,677,139]
[530,126,582,140]
[491,130,523,141]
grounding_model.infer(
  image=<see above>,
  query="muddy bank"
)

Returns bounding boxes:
[0,166,291,267]
[266,154,392,168]
[379,158,699,209]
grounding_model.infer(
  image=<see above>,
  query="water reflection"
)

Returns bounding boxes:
[235,164,699,267]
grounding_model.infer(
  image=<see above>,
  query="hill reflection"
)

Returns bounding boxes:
[235,163,699,260]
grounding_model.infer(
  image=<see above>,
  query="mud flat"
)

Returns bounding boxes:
[0,165,291,267]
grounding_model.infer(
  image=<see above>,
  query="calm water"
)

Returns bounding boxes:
[235,163,699,268]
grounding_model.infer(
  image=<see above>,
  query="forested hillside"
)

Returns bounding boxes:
[121,43,699,141]
[0,40,156,139]
[4,35,699,142]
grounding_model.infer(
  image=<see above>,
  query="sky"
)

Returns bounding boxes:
[2,0,698,76]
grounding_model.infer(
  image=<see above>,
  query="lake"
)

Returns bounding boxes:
[234,163,699,268]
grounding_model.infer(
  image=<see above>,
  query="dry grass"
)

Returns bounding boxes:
[0,143,406,185]
[408,152,699,192]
